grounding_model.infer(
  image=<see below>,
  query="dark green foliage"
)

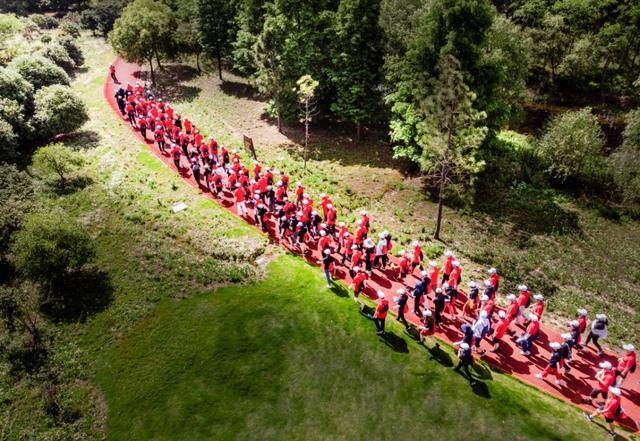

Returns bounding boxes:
[610,110,640,203]
[0,164,34,254]
[8,54,70,90]
[29,13,58,29]
[80,0,131,35]
[39,42,76,72]
[56,35,84,67]
[195,0,237,80]
[33,85,88,139]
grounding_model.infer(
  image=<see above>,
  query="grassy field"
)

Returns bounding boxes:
[150,58,640,349]
[3,34,639,440]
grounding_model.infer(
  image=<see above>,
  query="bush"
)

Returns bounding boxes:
[33,85,88,139]
[537,107,605,185]
[0,97,30,139]
[610,109,640,203]
[0,116,19,160]
[56,35,84,67]
[31,142,84,189]
[7,54,70,90]
[30,14,58,30]
[0,67,34,109]
[11,210,95,289]
[39,42,75,72]
[0,163,34,253]
[59,22,80,38]
[81,0,130,35]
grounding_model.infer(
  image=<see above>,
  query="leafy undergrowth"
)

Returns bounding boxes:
[154,57,640,348]
[97,254,617,441]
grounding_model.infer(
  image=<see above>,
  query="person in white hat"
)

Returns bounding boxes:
[295,181,304,206]
[363,238,375,275]
[410,270,429,316]
[531,294,545,319]
[355,219,367,248]
[615,343,636,386]
[360,209,370,230]
[585,313,608,355]
[583,361,616,405]
[370,290,389,335]
[441,250,454,283]
[488,267,499,292]
[394,288,410,331]
[583,386,623,437]
[515,284,530,325]
[349,266,367,304]
[321,248,335,288]
[516,313,539,355]
[471,310,490,354]
[459,280,479,318]
[573,308,588,351]
[418,309,437,347]
[490,310,510,352]
[559,332,574,373]
[453,342,476,386]
[411,241,424,272]
[427,259,438,291]
[396,250,411,284]
[373,232,389,270]
[534,342,566,386]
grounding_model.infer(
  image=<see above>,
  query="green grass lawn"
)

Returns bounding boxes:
[96,255,616,441]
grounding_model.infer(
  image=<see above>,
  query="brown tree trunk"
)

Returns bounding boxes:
[196,51,201,73]
[216,44,223,81]
[155,49,163,71]
[148,57,155,84]
[356,122,361,142]
[434,172,445,241]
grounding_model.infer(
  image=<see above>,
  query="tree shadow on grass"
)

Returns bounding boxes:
[58,130,102,150]
[51,175,93,195]
[425,343,454,367]
[220,80,266,102]
[379,331,409,353]
[43,268,114,323]
[134,64,202,104]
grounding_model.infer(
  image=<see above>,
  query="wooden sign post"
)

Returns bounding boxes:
[243,135,257,160]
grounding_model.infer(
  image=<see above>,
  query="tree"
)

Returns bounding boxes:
[330,0,384,141]
[416,55,487,240]
[31,143,84,189]
[538,107,605,183]
[11,210,95,294]
[610,109,640,203]
[0,163,34,253]
[81,0,131,36]
[7,54,70,90]
[33,85,88,140]
[195,0,236,81]
[109,0,176,84]
[0,116,19,160]
[39,42,76,72]
[295,74,319,172]
[0,282,43,354]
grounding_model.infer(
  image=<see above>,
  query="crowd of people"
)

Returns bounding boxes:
[110,67,637,437]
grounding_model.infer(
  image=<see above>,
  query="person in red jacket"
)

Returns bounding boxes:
[341,233,354,265]
[170,143,182,171]
[109,64,118,83]
[350,267,367,303]
[615,343,636,386]
[534,341,566,386]
[397,250,410,284]
[370,291,389,335]
[411,240,423,272]
[234,183,248,217]
[504,294,519,333]
[584,386,623,437]
[441,250,454,282]
[517,313,540,355]
[531,294,545,319]
[295,182,304,206]
[350,246,363,276]
[516,284,530,325]
[154,126,166,153]
[490,310,510,352]
[584,361,616,404]
[428,260,438,291]
[488,267,499,293]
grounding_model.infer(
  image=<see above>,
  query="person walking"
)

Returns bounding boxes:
[615,344,636,386]
[517,313,540,356]
[583,386,623,438]
[534,342,566,386]
[322,249,335,288]
[419,309,437,347]
[585,313,608,355]
[371,291,389,335]
[453,342,476,386]
[583,361,616,405]
[394,288,411,331]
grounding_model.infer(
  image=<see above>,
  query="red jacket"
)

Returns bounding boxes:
[602,394,621,420]
[374,299,389,319]
[234,187,245,203]
[532,301,545,318]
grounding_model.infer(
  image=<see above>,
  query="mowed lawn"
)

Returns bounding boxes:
[96,256,611,441]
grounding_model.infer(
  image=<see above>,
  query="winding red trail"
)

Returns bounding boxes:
[104,58,639,432]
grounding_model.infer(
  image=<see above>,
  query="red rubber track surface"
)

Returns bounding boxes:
[104,58,639,431]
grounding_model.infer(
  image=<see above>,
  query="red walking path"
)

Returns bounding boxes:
[104,58,640,432]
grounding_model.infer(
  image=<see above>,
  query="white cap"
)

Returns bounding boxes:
[623,343,635,352]
[480,310,488,318]
[534,294,544,301]
[469,281,477,288]
[296,211,303,217]
[412,240,419,247]
[529,314,538,322]
[444,250,453,257]
[568,320,579,327]
[428,260,437,267]
[420,270,428,277]
[435,288,442,294]
[596,313,607,320]
[356,220,362,225]
[561,333,572,340]
[378,232,386,238]
[518,284,528,291]
[323,249,331,255]
[360,209,367,215]
[326,204,333,209]
[399,250,406,256]
[423,310,432,317]
[442,282,450,289]
[302,199,309,205]
[460,343,470,350]
[353,266,360,273]
[484,280,491,287]
[549,342,561,350]
[276,180,282,186]
[344,232,350,237]
[296,181,302,186]
[608,386,621,396]
[338,221,345,227]
[364,239,375,248]
[481,295,489,301]
[311,210,318,216]
[377,290,385,299]
[498,310,506,319]
[577,308,588,316]
[351,245,358,250]
[320,193,326,198]
[506,294,516,301]
[319,230,326,236]
[396,288,406,295]
[599,361,613,370]
[488,268,497,274]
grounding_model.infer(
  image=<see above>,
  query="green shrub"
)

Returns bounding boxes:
[59,22,80,38]
[33,85,88,139]
[11,210,95,289]
[7,54,69,90]
[610,109,640,203]
[0,116,19,160]
[39,42,75,72]
[0,97,30,139]
[480,130,545,188]
[0,66,34,109]
[30,14,58,30]
[537,107,605,185]
[0,163,34,253]
[31,142,85,188]
[56,35,84,67]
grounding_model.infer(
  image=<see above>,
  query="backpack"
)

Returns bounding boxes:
[381,303,389,313]
[594,320,606,331]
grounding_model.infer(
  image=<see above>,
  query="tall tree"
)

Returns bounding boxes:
[109,0,176,84]
[330,0,384,140]
[195,0,237,81]
[295,74,319,171]
[417,55,487,240]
